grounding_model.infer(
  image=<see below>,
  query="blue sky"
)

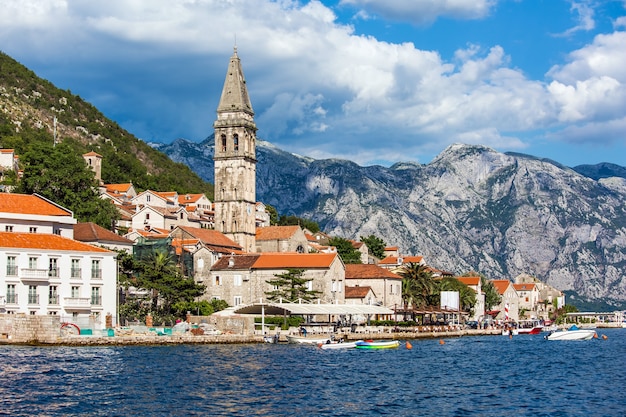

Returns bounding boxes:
[1,0,625,167]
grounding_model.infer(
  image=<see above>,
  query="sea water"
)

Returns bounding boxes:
[0,329,624,416]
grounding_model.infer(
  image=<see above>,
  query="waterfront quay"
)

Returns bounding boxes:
[0,327,502,346]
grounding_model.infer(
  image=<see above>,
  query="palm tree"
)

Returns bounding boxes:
[399,263,436,318]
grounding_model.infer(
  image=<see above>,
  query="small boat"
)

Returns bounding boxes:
[515,319,544,335]
[286,335,333,345]
[354,340,400,349]
[318,340,361,350]
[546,325,596,341]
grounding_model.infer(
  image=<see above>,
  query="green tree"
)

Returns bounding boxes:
[265,268,321,302]
[481,276,502,311]
[278,214,320,233]
[398,263,436,310]
[135,251,205,322]
[16,141,119,228]
[328,236,362,264]
[439,277,477,311]
[265,204,279,225]
[360,234,386,259]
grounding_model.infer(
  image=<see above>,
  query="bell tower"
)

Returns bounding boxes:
[213,47,257,253]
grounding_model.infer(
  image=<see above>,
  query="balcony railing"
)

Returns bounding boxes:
[91,269,102,279]
[71,268,82,279]
[20,268,50,282]
[28,295,40,305]
[91,296,102,306]
[48,267,59,278]
[6,265,17,276]
[63,297,92,310]
[48,295,59,305]
[6,294,18,304]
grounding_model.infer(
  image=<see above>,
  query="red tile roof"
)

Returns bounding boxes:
[345,286,375,299]
[252,253,338,269]
[345,264,400,279]
[0,232,112,253]
[256,225,301,240]
[176,226,242,250]
[379,255,423,265]
[0,193,72,216]
[514,283,536,292]
[105,183,133,193]
[457,276,480,286]
[491,279,513,295]
[74,222,133,244]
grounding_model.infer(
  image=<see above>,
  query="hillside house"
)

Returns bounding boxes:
[205,252,345,307]
[514,282,542,319]
[0,193,76,238]
[378,255,424,273]
[345,286,377,305]
[73,222,134,253]
[344,264,402,309]
[350,240,370,264]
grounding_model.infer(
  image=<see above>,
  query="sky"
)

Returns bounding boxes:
[1,0,625,168]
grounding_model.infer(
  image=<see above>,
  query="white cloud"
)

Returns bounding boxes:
[555,0,596,37]
[339,0,497,25]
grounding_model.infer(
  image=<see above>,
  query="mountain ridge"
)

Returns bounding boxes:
[154,136,626,308]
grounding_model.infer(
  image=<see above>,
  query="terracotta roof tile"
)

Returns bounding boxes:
[0,232,112,253]
[176,226,242,250]
[252,253,337,269]
[256,225,301,240]
[379,255,423,265]
[345,286,375,299]
[211,254,260,270]
[105,183,133,193]
[74,222,133,244]
[457,276,480,286]
[514,283,536,291]
[345,264,400,279]
[491,279,512,295]
[0,193,72,216]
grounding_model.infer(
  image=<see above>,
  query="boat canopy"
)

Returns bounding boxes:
[233,302,394,316]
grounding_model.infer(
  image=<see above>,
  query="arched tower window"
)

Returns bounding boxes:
[234,134,239,151]
[221,134,227,152]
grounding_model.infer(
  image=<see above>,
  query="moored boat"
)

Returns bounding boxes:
[287,335,333,344]
[354,340,400,349]
[318,340,361,350]
[546,325,596,341]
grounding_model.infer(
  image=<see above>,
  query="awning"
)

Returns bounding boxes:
[233,302,394,316]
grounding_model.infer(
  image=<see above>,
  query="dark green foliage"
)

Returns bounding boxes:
[439,277,476,311]
[360,234,386,259]
[328,236,362,264]
[265,268,321,302]
[16,141,119,228]
[265,204,279,225]
[399,263,436,314]
[481,276,502,311]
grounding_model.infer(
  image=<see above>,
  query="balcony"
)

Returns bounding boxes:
[71,268,82,279]
[63,297,92,310]
[5,294,18,305]
[91,269,102,280]
[28,295,40,305]
[48,295,60,305]
[20,268,51,283]
[6,265,17,276]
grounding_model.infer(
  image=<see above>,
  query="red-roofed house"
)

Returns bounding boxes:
[74,222,134,253]
[206,252,345,307]
[0,193,76,238]
[378,255,424,272]
[345,286,377,305]
[255,225,308,253]
[491,279,519,322]
[514,283,541,318]
[0,231,117,329]
[345,264,402,309]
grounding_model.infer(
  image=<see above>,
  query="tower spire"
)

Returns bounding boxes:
[216,47,253,115]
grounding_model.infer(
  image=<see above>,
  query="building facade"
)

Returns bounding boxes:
[213,47,257,253]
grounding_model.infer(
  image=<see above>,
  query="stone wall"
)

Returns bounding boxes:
[0,314,61,344]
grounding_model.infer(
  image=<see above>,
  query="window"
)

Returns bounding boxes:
[29,257,37,269]
[91,260,101,279]
[146,195,151,202]
[53,228,61,235]
[221,134,227,151]
[6,256,17,276]
[5,225,13,232]
[145,213,150,220]
[215,276,221,286]
[234,296,242,306]
[234,275,242,286]
[234,134,239,151]
[71,286,80,298]
[6,284,16,304]
[71,259,81,278]
[29,227,37,233]
[306,280,313,291]
[48,258,58,277]
[28,285,38,305]
[49,286,59,305]
[91,287,101,305]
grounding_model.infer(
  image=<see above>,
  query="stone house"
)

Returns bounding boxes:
[491,279,520,322]
[205,252,345,307]
[514,282,542,319]
[456,276,485,322]
[255,225,309,253]
[350,240,370,264]
[378,255,424,273]
[344,264,402,309]
[345,286,377,305]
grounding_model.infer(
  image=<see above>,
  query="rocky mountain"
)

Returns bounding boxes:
[155,137,626,308]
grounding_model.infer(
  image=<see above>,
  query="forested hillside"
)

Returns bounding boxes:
[0,51,213,202]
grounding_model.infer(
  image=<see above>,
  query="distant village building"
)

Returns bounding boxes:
[74,222,134,253]
[456,276,485,322]
[344,264,402,309]
[82,151,102,185]
[491,279,520,322]
[255,225,308,253]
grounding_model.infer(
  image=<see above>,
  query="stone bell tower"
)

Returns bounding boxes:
[213,47,257,253]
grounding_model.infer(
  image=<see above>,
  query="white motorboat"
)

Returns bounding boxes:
[546,325,596,341]
[318,340,361,350]
[286,335,333,344]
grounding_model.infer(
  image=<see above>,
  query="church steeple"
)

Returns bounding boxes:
[216,47,254,115]
[213,48,257,253]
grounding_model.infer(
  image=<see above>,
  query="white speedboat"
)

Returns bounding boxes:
[318,340,361,350]
[546,325,596,341]
[286,335,333,344]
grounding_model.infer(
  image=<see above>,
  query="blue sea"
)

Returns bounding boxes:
[0,329,624,416]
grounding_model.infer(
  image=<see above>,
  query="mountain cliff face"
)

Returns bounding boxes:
[155,137,626,306]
